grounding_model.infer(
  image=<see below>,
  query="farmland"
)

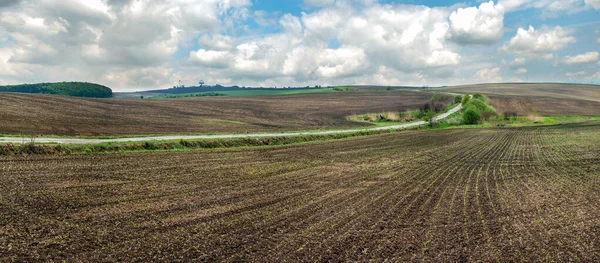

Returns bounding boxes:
[440,83,600,116]
[2,122,600,261]
[0,91,434,136]
[149,87,336,98]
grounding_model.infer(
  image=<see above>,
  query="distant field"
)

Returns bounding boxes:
[0,91,434,136]
[151,88,336,98]
[440,83,600,116]
[2,123,599,261]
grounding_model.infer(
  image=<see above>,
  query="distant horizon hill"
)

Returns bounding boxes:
[136,84,426,95]
[0,82,112,98]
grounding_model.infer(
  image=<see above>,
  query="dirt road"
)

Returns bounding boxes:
[0,104,462,145]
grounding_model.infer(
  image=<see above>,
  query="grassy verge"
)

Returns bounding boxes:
[432,115,600,130]
[0,127,422,156]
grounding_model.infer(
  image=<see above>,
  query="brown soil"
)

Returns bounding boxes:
[440,83,600,116]
[1,123,599,261]
[0,91,432,136]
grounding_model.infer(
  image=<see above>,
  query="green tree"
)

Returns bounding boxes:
[454,96,462,104]
[463,108,482,124]
[461,95,470,105]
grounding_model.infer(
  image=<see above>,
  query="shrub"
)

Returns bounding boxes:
[463,108,481,124]
[430,93,443,102]
[446,114,464,125]
[481,112,493,121]
[472,94,488,103]
[503,111,518,120]
[465,99,495,113]
[461,95,470,105]
[143,141,158,150]
[454,96,462,104]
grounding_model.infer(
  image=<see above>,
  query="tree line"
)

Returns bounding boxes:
[0,82,113,98]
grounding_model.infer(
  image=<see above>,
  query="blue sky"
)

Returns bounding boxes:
[0,0,599,91]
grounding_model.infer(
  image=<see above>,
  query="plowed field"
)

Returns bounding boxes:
[1,123,600,261]
[440,83,600,116]
[0,91,432,136]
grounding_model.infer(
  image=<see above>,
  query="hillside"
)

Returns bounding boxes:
[0,91,433,136]
[439,83,600,116]
[0,82,112,98]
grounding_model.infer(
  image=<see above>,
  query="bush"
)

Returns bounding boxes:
[472,94,488,103]
[430,93,443,103]
[463,108,481,124]
[143,141,158,150]
[333,87,357,92]
[461,95,470,105]
[464,98,495,113]
[503,111,518,120]
[454,96,462,104]
[446,114,464,125]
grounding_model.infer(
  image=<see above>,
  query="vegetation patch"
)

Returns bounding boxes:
[333,86,358,92]
[0,82,112,98]
[152,88,335,98]
[0,128,424,156]
[349,93,453,125]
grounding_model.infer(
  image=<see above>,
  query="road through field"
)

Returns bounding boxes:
[0,103,463,144]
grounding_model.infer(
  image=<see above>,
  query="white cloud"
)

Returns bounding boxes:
[565,71,586,78]
[0,0,592,90]
[498,0,529,11]
[509,57,526,66]
[500,0,586,14]
[198,34,234,51]
[315,46,367,78]
[472,67,502,83]
[516,68,528,74]
[564,52,599,64]
[184,2,462,85]
[585,0,600,9]
[304,0,335,8]
[0,0,251,90]
[501,26,575,58]
[447,1,504,45]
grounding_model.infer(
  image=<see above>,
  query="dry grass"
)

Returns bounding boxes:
[1,123,599,261]
[0,91,432,136]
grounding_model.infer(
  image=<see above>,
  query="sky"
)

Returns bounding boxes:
[0,0,599,91]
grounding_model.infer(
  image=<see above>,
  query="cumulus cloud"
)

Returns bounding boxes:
[564,52,599,64]
[0,0,21,8]
[198,34,234,51]
[508,57,527,67]
[304,0,335,8]
[585,0,600,9]
[516,68,528,74]
[565,71,586,78]
[0,0,591,90]
[187,2,461,85]
[472,67,502,83]
[501,26,575,58]
[500,0,586,14]
[0,0,251,90]
[447,1,504,45]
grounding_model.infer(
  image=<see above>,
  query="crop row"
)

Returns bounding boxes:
[0,123,599,261]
